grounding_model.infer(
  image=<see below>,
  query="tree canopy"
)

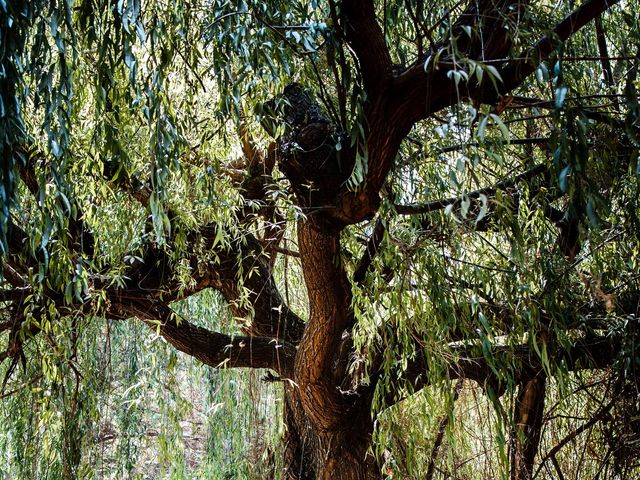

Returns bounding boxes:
[1,0,639,478]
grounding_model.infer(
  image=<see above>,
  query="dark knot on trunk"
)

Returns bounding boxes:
[262,84,353,214]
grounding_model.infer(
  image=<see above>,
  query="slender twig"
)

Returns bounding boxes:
[533,397,616,479]
[0,287,32,302]
[426,378,464,480]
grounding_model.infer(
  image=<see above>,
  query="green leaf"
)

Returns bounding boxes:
[555,86,568,109]
[460,195,471,218]
[484,64,503,84]
[476,193,489,223]
[559,165,571,192]
[490,114,510,142]
[477,115,489,141]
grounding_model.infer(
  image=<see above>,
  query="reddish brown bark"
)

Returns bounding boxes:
[282,384,379,480]
[511,375,547,480]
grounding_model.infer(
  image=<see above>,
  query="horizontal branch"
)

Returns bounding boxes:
[110,299,296,378]
[0,288,31,302]
[352,163,549,283]
[386,334,620,407]
[394,164,547,215]
[435,137,550,154]
[508,99,629,132]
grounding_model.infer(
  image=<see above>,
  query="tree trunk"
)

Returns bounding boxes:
[282,386,380,480]
[511,374,546,480]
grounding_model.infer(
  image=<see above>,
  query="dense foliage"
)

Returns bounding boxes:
[1,0,639,478]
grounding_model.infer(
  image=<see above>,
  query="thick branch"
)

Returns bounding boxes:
[341,0,393,95]
[511,374,547,480]
[480,0,622,103]
[392,0,620,131]
[106,233,306,344]
[56,230,303,350]
[385,334,619,407]
[110,299,296,378]
[395,0,526,125]
[103,165,306,344]
[334,1,528,222]
[9,155,304,362]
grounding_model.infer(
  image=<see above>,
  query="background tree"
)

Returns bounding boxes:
[1,0,639,479]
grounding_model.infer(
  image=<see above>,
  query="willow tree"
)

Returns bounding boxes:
[1,0,639,478]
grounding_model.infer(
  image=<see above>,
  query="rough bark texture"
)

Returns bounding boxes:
[283,385,379,480]
[511,375,547,480]
[273,84,381,479]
